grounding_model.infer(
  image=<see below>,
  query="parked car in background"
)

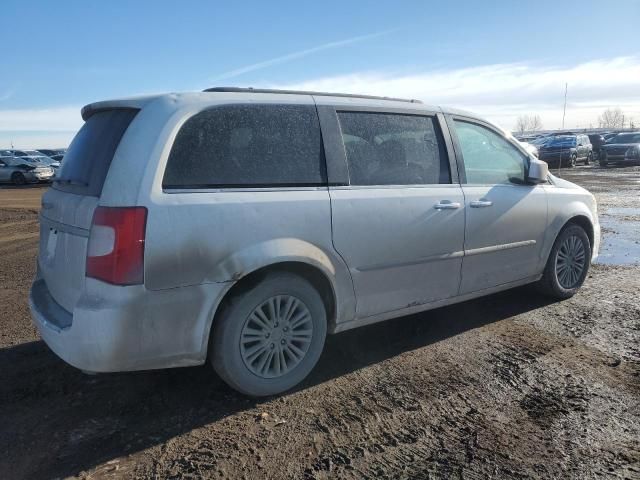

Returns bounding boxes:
[29,88,599,396]
[0,155,54,185]
[599,132,640,166]
[8,149,53,159]
[515,134,543,143]
[537,134,592,167]
[19,155,61,176]
[587,134,606,160]
[38,148,66,158]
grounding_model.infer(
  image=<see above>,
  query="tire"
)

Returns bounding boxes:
[569,154,577,168]
[210,272,327,396]
[599,151,608,167]
[11,172,26,185]
[585,152,592,165]
[537,224,591,299]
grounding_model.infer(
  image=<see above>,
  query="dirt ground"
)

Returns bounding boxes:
[1,167,639,480]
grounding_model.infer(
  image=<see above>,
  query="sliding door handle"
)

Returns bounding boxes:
[470,200,493,208]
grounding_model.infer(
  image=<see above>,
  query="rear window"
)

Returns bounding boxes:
[163,104,326,188]
[54,109,138,196]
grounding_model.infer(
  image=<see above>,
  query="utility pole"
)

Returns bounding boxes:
[561,83,568,129]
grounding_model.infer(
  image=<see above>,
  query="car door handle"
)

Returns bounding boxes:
[470,200,493,208]
[434,201,461,210]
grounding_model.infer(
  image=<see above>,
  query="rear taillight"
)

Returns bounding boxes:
[86,206,147,285]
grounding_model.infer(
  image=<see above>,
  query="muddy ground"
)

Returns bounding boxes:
[1,166,639,479]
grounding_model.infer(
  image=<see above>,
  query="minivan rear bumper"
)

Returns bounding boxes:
[29,275,230,373]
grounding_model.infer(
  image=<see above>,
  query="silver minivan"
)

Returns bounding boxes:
[30,88,600,396]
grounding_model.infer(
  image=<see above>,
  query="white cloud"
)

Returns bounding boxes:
[0,106,82,148]
[274,56,640,130]
[208,30,395,82]
[2,55,639,148]
[0,131,75,149]
[0,106,83,132]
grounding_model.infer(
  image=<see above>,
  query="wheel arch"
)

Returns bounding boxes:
[204,259,344,362]
[564,215,594,249]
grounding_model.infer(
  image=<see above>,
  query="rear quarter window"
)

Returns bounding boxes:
[163,104,326,188]
[54,109,138,196]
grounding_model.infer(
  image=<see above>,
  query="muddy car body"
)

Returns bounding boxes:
[30,89,600,396]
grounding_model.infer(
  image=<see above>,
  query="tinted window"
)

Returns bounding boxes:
[548,136,577,147]
[609,133,640,144]
[454,120,527,185]
[163,104,326,188]
[54,109,138,196]
[336,112,450,186]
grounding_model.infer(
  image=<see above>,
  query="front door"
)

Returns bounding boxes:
[449,118,548,294]
[329,110,465,318]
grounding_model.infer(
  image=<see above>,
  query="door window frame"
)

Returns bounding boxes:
[317,105,459,188]
[444,113,535,186]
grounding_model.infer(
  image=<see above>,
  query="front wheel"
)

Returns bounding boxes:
[599,151,608,167]
[210,272,327,396]
[569,154,577,168]
[537,224,591,299]
[11,172,26,185]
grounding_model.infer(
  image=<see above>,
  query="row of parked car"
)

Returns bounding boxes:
[515,131,640,168]
[0,148,66,185]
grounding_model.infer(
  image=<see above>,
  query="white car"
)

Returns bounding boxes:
[30,88,599,396]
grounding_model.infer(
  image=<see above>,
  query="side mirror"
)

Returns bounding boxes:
[527,157,548,184]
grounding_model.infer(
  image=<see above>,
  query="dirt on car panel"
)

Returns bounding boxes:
[1,167,640,479]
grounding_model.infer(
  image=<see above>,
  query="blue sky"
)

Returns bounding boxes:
[2,0,640,147]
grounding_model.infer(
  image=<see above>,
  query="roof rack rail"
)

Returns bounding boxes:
[202,87,423,104]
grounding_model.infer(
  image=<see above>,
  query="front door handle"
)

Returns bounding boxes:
[434,201,461,210]
[470,200,493,208]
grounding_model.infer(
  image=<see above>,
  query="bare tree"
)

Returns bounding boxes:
[514,114,544,135]
[598,108,625,129]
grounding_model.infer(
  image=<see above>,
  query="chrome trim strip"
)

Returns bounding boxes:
[356,250,464,272]
[465,240,536,256]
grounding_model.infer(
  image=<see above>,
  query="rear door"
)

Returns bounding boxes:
[324,107,465,319]
[0,159,9,182]
[38,109,138,312]
[448,116,548,294]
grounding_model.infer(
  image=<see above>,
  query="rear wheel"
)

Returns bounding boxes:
[211,272,327,396]
[537,224,591,299]
[585,152,592,165]
[11,172,26,185]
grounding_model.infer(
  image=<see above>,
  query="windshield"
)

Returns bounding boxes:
[607,133,640,144]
